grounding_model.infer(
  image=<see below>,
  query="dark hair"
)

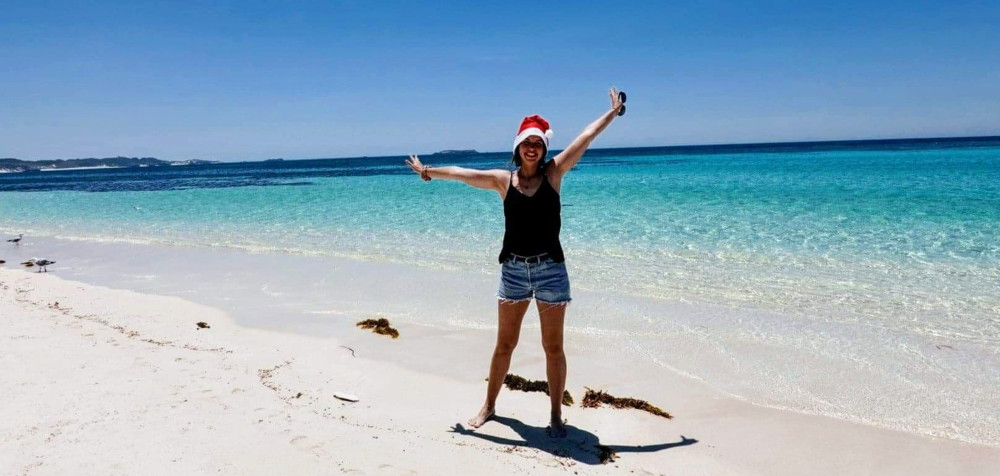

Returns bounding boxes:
[511,144,548,168]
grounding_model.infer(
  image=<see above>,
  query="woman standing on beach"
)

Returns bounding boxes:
[406,88,625,438]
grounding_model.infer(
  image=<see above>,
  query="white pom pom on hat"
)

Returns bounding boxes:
[513,115,553,152]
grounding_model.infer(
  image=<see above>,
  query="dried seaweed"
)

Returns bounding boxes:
[500,373,573,406]
[560,390,574,407]
[356,318,399,339]
[581,387,672,419]
[595,444,617,464]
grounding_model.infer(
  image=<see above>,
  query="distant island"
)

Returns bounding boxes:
[0,156,218,173]
[431,149,478,155]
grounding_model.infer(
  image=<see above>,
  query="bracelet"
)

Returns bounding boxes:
[420,165,432,182]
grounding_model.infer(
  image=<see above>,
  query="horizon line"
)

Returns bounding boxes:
[5,134,999,164]
[243,133,1000,163]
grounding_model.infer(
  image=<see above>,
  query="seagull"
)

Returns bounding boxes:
[34,259,55,272]
[6,234,22,245]
[21,258,37,267]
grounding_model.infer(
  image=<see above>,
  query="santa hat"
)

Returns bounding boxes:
[512,115,553,153]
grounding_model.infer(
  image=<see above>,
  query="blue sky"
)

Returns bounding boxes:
[2,1,998,161]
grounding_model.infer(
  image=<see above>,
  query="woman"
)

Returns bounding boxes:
[406,88,625,438]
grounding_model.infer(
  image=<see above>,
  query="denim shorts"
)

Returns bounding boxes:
[497,257,572,305]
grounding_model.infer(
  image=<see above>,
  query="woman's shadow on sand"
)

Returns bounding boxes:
[450,415,697,465]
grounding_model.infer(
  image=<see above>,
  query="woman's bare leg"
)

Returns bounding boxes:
[539,301,568,437]
[468,299,531,428]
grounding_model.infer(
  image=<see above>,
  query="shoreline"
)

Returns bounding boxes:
[2,242,999,474]
[2,233,997,447]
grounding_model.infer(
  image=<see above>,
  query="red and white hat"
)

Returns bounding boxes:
[512,115,553,153]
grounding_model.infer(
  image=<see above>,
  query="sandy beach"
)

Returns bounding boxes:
[2,256,998,475]
[4,0,1000,473]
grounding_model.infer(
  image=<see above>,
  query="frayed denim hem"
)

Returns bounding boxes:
[535,299,571,312]
[497,296,533,305]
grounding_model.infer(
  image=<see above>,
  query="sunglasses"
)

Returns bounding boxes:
[617,90,628,117]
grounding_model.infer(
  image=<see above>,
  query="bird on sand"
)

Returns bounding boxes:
[6,234,23,245]
[33,259,55,272]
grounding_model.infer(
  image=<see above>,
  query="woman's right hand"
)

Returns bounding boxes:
[406,154,431,181]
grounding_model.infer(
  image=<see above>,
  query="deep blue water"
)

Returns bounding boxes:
[4,136,999,192]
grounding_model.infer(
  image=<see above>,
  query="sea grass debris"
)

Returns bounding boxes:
[356,318,399,339]
[501,373,573,406]
[581,387,672,419]
[595,444,617,464]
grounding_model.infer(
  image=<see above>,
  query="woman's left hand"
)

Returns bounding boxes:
[609,87,624,113]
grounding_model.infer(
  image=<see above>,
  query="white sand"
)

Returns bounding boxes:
[2,267,998,475]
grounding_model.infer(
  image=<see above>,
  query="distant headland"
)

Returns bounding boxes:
[0,156,219,173]
[430,149,479,155]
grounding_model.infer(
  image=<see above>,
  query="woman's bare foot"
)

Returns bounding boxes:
[468,404,495,428]
[548,417,568,438]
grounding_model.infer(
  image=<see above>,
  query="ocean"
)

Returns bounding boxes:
[2,137,998,446]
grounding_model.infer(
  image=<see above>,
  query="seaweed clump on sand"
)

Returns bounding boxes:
[356,318,399,339]
[595,444,618,464]
[502,373,574,406]
[581,387,672,419]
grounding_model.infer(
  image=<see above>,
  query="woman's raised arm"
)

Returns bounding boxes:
[406,154,509,196]
[549,87,625,178]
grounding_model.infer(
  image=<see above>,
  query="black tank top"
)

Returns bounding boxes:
[498,169,565,263]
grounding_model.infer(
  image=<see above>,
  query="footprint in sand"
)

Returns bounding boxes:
[378,465,417,475]
[290,435,329,457]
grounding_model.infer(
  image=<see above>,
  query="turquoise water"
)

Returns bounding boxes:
[3,142,998,336]
[2,138,999,445]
